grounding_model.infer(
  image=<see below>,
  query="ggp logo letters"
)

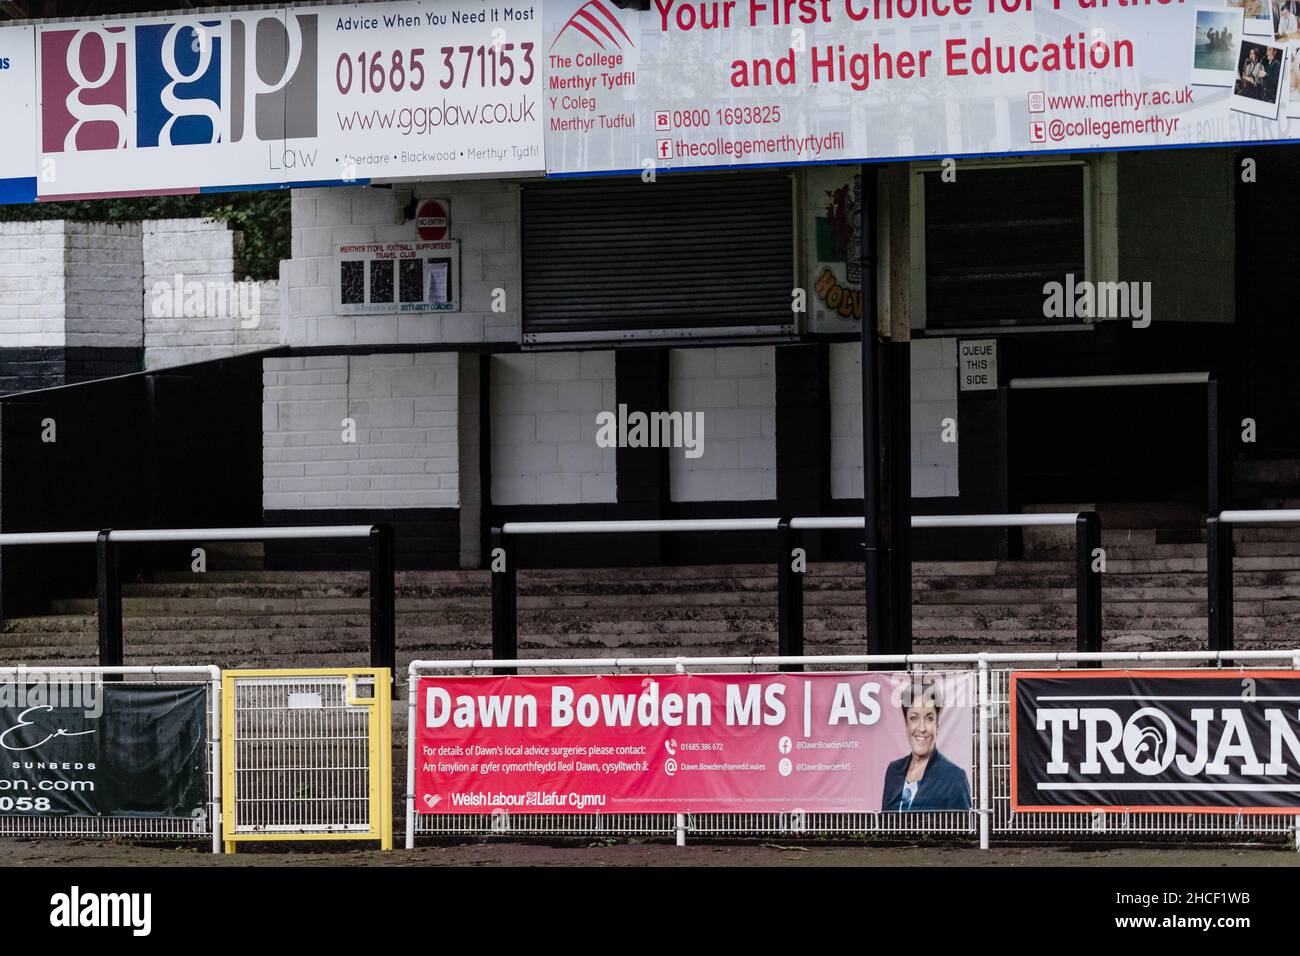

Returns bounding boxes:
[39,12,317,155]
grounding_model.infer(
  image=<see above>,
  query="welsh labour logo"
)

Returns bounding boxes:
[551,0,635,51]
[40,12,317,154]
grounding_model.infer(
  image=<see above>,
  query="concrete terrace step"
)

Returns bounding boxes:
[7,539,1300,668]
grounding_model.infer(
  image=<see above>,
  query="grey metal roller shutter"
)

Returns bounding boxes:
[522,172,796,345]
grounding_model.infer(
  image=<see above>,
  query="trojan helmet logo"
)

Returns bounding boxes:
[551,0,635,51]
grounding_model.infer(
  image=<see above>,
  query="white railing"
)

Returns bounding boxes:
[406,651,1300,851]
[491,511,1103,661]
[0,524,396,673]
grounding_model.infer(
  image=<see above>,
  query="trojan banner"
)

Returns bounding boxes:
[0,681,208,818]
[415,671,973,814]
[1012,670,1300,813]
[544,0,1300,173]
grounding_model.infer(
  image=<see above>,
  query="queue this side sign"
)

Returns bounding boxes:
[415,672,973,814]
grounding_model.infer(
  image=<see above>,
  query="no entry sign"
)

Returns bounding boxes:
[416,200,450,241]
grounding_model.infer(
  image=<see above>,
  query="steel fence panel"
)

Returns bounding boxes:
[408,653,1300,848]
[0,666,220,852]
[988,664,1298,843]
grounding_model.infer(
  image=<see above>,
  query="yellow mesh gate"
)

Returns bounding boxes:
[221,668,392,851]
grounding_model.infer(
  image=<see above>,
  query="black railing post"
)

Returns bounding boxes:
[490,527,517,675]
[368,523,396,679]
[777,518,804,672]
[1075,512,1102,658]
[1207,515,1235,652]
[1207,375,1223,516]
[96,530,123,671]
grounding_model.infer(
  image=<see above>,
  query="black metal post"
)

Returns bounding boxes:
[859,164,885,662]
[777,518,804,672]
[1206,515,1235,652]
[96,530,123,671]
[885,340,912,656]
[368,523,396,678]
[1207,375,1222,516]
[490,527,517,675]
[1075,512,1103,657]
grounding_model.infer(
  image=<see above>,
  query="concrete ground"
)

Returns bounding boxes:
[1,840,1296,867]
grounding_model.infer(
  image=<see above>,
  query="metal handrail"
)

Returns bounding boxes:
[1217,510,1300,525]
[0,525,375,546]
[499,513,1084,535]
[1204,508,1300,653]
[488,510,1103,666]
[0,525,395,672]
[410,648,1300,673]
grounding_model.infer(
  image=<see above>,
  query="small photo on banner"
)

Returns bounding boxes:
[1190,7,1244,87]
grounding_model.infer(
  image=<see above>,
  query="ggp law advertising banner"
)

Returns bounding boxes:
[415,671,973,814]
[1012,670,1300,812]
[2,0,544,202]
[543,0,1300,175]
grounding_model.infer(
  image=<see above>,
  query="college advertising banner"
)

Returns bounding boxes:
[415,671,973,814]
[1012,670,1300,813]
[0,0,544,202]
[544,0,1300,174]
[0,682,208,818]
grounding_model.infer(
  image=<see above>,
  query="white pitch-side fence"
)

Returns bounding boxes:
[406,651,1300,850]
[0,666,222,853]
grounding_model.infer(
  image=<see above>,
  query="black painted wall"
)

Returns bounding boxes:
[0,346,141,395]
[0,353,263,619]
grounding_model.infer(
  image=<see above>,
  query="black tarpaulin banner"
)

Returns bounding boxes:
[0,682,207,818]
[1012,670,1300,812]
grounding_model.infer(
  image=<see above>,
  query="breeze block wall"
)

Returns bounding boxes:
[261,352,461,568]
[143,218,281,370]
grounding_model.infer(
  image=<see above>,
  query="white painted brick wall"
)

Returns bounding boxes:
[490,351,616,505]
[143,218,281,370]
[0,222,66,347]
[262,352,460,510]
[458,353,482,567]
[0,218,280,362]
[669,346,776,502]
[286,181,521,348]
[830,339,959,499]
[63,222,143,350]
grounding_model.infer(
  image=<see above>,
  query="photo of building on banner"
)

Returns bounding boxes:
[1012,671,1300,813]
[415,672,973,815]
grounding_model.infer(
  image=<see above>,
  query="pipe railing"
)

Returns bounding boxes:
[489,512,1103,673]
[0,525,395,671]
[1205,509,1300,653]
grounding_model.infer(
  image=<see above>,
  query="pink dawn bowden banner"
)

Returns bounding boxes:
[415,671,973,814]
